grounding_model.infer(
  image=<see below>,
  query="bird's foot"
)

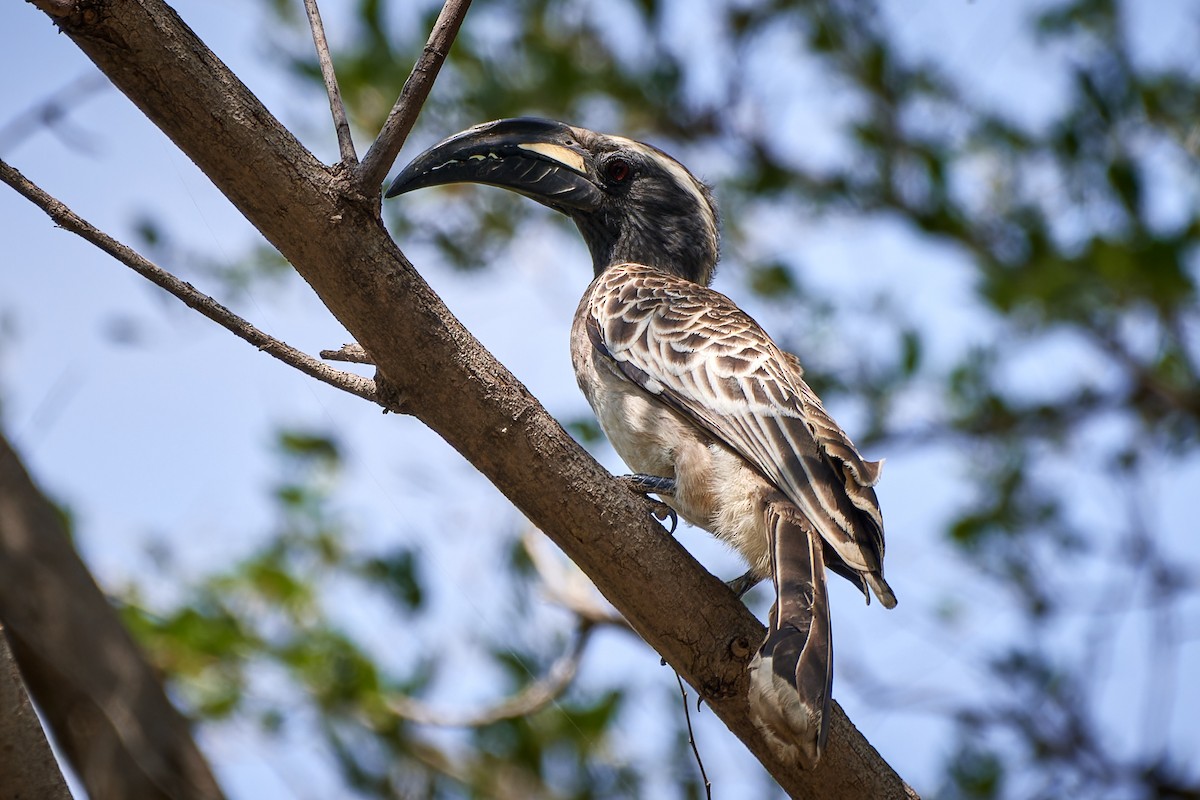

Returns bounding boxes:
[617,473,679,533]
[726,569,762,600]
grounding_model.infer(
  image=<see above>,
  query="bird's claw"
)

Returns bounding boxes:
[650,500,679,534]
[618,473,679,534]
[726,569,762,599]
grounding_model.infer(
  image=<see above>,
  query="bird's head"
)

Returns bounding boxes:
[386,118,719,285]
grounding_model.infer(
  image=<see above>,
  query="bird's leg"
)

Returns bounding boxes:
[726,569,762,599]
[617,473,679,533]
[620,473,677,496]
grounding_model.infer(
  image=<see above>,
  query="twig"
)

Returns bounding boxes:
[0,72,110,156]
[521,530,630,629]
[320,342,373,364]
[676,672,712,799]
[0,158,385,408]
[387,622,593,727]
[355,0,473,194]
[302,0,357,165]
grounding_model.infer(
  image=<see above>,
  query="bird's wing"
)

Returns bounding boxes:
[586,263,894,605]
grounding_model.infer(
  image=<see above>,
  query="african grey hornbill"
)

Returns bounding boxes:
[385,118,897,768]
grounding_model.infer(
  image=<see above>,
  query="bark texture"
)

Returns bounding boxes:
[15,1,917,796]
[0,623,74,800]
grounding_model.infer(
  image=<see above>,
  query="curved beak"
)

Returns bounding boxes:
[385,117,602,212]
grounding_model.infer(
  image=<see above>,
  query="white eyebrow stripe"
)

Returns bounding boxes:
[610,137,718,247]
[517,142,587,174]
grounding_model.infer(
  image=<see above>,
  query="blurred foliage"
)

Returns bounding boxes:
[114,0,1200,797]
[121,428,644,798]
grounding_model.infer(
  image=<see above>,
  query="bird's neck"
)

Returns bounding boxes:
[578,219,716,286]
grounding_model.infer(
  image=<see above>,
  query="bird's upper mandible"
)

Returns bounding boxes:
[386,117,720,285]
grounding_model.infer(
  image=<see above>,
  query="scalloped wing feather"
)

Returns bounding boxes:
[587,263,894,606]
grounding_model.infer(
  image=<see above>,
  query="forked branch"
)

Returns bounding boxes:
[355,0,473,194]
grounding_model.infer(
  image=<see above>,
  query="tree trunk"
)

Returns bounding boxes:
[0,433,224,800]
[0,622,74,800]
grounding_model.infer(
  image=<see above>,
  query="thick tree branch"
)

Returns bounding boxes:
[27,0,75,17]
[302,0,356,164]
[0,158,384,409]
[0,433,225,800]
[355,0,472,194]
[0,624,74,800]
[28,1,914,796]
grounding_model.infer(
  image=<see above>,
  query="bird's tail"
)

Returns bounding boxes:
[748,501,832,770]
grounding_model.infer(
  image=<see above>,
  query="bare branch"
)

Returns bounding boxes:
[522,531,629,629]
[388,534,630,728]
[0,71,109,155]
[0,158,387,410]
[388,622,594,727]
[355,0,472,194]
[302,0,357,164]
[320,342,373,364]
[1088,324,1200,417]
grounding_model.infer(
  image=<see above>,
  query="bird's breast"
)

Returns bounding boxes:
[570,318,680,479]
[569,307,773,576]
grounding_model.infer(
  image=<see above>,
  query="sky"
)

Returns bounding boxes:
[2,1,1198,798]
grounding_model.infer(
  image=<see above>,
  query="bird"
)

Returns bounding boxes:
[385,117,896,768]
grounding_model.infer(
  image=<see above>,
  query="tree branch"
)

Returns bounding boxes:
[0,158,387,410]
[26,0,75,17]
[0,624,73,800]
[320,342,373,364]
[0,433,225,800]
[355,0,472,194]
[29,2,915,796]
[302,0,356,164]
[388,622,594,727]
[0,71,109,154]
[388,532,629,728]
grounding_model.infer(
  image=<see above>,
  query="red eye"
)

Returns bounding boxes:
[606,158,632,183]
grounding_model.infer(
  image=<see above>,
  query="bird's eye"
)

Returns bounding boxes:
[605,158,633,184]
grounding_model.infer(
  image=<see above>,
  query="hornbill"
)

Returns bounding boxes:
[385,118,896,768]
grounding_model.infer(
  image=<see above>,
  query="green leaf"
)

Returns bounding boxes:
[748,261,798,299]
[359,549,424,611]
